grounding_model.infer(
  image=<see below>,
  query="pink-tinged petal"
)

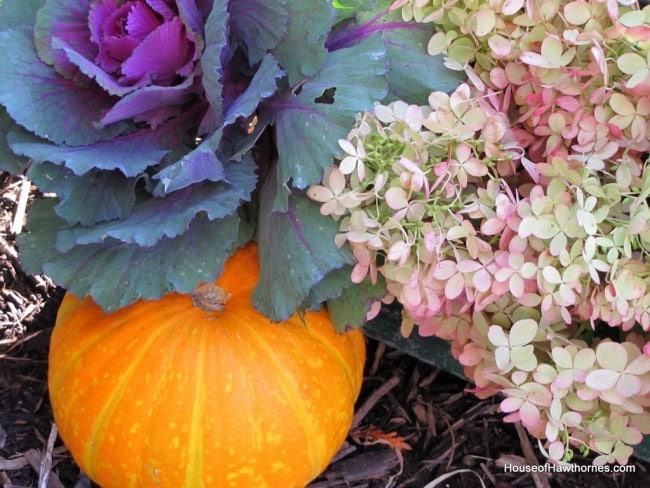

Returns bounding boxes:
[556,95,581,112]
[585,369,620,391]
[126,1,161,40]
[520,51,549,67]
[339,155,357,175]
[320,199,338,216]
[548,441,566,461]
[509,273,525,297]
[121,17,195,85]
[387,241,409,262]
[455,142,472,161]
[456,260,482,273]
[384,187,409,210]
[494,267,515,282]
[500,396,523,413]
[519,402,541,429]
[616,374,642,398]
[328,167,346,196]
[472,268,492,293]
[502,412,520,423]
[626,354,650,375]
[351,262,369,284]
[458,344,483,366]
[464,157,489,177]
[481,217,506,235]
[433,260,457,280]
[307,185,334,202]
[488,34,512,58]
[402,281,422,307]
[553,369,575,390]
[502,0,524,15]
[445,273,465,300]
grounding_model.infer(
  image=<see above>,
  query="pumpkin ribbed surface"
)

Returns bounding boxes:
[48,243,366,488]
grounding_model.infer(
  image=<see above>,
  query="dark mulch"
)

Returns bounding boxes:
[3,170,650,488]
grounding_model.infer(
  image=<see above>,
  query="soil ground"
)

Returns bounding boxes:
[2,170,650,487]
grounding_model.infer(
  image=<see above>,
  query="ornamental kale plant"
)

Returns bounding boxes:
[309,0,650,465]
[0,0,461,323]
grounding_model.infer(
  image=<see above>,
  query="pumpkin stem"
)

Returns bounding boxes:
[190,283,231,312]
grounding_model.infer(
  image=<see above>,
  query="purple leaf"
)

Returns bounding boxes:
[146,0,176,20]
[52,37,144,97]
[35,0,97,79]
[200,0,228,126]
[56,158,256,251]
[253,164,354,322]
[121,17,196,84]
[126,1,160,40]
[0,26,129,146]
[153,129,226,194]
[7,125,173,177]
[18,198,242,312]
[228,0,289,65]
[99,77,197,126]
[223,54,284,126]
[263,33,388,210]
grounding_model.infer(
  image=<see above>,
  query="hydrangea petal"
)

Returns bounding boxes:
[585,369,620,391]
[596,341,628,371]
[509,319,538,346]
[616,374,642,398]
[500,396,523,413]
[519,401,540,428]
[511,345,537,371]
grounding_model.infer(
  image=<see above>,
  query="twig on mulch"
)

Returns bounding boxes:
[0,455,30,471]
[515,421,552,488]
[10,176,30,235]
[353,375,401,428]
[38,423,58,488]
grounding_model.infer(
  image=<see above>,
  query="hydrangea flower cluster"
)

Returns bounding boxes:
[308,0,650,465]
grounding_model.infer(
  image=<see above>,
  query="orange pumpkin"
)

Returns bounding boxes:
[48,243,366,487]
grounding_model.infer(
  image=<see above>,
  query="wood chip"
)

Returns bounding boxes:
[23,449,65,488]
[10,177,30,236]
[353,375,400,428]
[38,423,58,488]
[0,456,29,471]
[514,422,551,488]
